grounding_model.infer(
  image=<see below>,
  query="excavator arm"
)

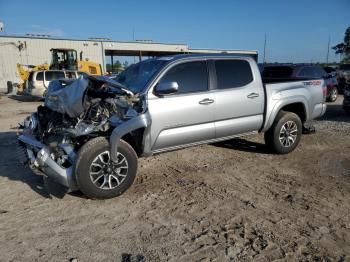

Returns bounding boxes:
[16,63,49,93]
[16,63,30,82]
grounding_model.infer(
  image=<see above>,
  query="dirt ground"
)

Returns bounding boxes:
[0,95,349,262]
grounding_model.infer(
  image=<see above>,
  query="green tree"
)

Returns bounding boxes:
[123,61,129,69]
[332,26,350,63]
[106,63,112,73]
[114,60,123,71]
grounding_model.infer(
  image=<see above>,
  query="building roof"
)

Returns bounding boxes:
[0,34,258,56]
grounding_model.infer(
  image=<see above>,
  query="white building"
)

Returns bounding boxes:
[0,35,258,92]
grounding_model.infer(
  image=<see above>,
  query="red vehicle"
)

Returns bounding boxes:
[262,64,338,102]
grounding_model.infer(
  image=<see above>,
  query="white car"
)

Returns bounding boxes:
[25,70,86,97]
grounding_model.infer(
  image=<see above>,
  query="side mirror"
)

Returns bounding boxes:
[154,81,179,96]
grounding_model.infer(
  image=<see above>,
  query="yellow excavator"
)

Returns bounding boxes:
[16,48,102,93]
[16,63,49,92]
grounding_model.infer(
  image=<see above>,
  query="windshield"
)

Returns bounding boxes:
[115,59,167,93]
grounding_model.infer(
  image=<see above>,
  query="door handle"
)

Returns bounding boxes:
[199,98,214,105]
[247,93,259,99]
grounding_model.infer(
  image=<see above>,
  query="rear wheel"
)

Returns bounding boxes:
[327,87,338,102]
[264,111,302,154]
[75,137,138,199]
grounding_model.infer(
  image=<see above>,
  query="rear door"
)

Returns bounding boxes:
[44,71,65,88]
[212,59,265,138]
[148,60,215,151]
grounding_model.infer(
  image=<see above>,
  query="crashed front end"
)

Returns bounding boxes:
[18,75,147,191]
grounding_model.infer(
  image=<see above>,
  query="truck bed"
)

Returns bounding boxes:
[261,77,326,133]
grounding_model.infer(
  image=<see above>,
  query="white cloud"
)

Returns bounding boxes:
[26,25,64,37]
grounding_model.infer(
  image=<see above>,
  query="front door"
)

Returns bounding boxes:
[148,60,215,151]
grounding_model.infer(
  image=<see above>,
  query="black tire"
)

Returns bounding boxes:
[327,87,338,102]
[7,81,13,94]
[75,137,138,199]
[264,111,302,154]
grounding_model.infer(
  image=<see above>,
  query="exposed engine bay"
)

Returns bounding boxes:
[18,75,144,190]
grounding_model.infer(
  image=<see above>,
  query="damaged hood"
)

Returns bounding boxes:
[45,75,135,118]
[45,77,89,118]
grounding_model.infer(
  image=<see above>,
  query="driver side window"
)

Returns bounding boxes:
[159,61,208,94]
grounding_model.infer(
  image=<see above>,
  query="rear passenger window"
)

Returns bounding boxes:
[215,60,253,89]
[160,61,208,94]
[36,72,44,81]
[45,71,65,81]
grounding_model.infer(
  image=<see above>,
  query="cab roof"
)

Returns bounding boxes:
[155,53,258,62]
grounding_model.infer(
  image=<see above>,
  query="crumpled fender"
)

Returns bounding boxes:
[110,114,151,162]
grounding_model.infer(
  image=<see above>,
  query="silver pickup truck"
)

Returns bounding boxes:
[18,54,327,199]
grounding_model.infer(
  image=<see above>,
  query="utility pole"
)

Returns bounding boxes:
[326,36,330,65]
[263,33,267,64]
[133,27,136,64]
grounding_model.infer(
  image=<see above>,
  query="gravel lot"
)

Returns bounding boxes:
[0,95,349,261]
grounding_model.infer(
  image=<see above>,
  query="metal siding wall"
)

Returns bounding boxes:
[0,37,103,92]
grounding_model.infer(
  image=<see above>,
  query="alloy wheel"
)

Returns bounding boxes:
[330,88,337,101]
[89,151,128,189]
[279,121,298,147]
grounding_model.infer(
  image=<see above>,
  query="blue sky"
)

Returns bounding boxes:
[0,0,349,63]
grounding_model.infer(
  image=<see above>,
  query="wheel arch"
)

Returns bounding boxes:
[263,99,308,132]
[120,128,146,157]
[280,102,307,122]
[110,113,151,161]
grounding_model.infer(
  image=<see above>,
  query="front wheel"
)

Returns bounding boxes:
[75,137,138,199]
[264,111,302,154]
